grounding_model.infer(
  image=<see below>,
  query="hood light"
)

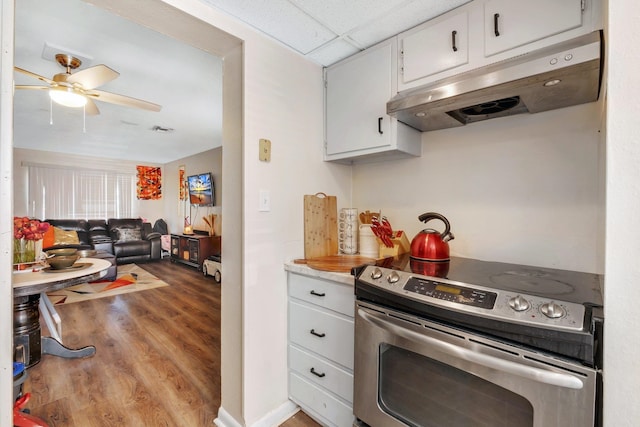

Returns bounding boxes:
[543,79,561,87]
[415,112,426,117]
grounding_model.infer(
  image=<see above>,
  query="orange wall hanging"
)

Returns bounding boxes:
[136,166,162,200]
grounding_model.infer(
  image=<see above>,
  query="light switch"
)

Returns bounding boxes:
[259,138,271,162]
[259,190,270,212]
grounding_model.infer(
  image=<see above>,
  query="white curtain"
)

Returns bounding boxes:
[27,164,138,220]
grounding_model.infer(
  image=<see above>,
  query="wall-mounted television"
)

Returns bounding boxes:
[187,172,214,206]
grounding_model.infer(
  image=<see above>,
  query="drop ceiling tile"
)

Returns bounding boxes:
[349,0,472,47]
[201,0,337,54]
[306,38,362,67]
[290,0,408,34]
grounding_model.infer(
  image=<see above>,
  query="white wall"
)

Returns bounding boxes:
[354,101,604,273]
[163,148,222,235]
[604,0,640,424]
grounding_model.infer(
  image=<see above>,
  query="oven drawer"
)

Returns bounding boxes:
[289,372,354,427]
[289,301,354,369]
[288,273,354,317]
[289,345,353,403]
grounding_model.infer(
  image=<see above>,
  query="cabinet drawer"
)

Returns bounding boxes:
[289,372,354,427]
[288,273,354,317]
[289,345,353,403]
[289,301,354,369]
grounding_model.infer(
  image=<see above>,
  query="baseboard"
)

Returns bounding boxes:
[214,401,300,427]
[248,400,300,427]
[214,407,243,427]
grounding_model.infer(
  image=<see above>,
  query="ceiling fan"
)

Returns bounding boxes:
[14,53,162,115]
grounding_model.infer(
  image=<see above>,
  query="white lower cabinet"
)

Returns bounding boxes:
[287,271,355,427]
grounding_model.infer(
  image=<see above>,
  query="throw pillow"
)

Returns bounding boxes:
[116,227,141,242]
[42,226,55,248]
[53,227,80,245]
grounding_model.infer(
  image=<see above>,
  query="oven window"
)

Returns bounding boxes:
[378,344,533,427]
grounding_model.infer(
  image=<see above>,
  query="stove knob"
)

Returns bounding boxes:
[387,271,400,284]
[371,268,383,280]
[508,295,530,312]
[540,302,566,319]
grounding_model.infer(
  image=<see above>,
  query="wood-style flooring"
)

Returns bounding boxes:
[22,258,320,427]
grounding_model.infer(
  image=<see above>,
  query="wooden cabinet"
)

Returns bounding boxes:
[325,38,421,164]
[287,271,355,427]
[399,9,469,87]
[484,0,583,56]
[170,233,220,270]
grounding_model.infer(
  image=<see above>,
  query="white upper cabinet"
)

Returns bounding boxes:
[325,38,421,163]
[400,10,469,86]
[484,0,583,56]
[396,0,601,92]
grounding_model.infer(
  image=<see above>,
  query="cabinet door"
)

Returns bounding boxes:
[170,235,180,258]
[400,11,469,85]
[325,40,394,156]
[484,0,583,56]
[188,239,199,263]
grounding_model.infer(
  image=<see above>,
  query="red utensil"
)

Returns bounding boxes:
[371,216,394,248]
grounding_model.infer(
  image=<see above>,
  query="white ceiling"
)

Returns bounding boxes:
[200,0,471,66]
[13,0,469,164]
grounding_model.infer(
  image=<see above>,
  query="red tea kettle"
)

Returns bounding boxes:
[410,212,454,261]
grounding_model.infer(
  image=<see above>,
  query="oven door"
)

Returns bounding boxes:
[354,301,598,427]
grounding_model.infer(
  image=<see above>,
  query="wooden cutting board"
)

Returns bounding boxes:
[304,193,338,259]
[306,255,377,273]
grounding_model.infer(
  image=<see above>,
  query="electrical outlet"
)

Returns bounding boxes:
[259,138,271,162]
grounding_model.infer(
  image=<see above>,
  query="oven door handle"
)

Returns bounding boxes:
[359,309,585,390]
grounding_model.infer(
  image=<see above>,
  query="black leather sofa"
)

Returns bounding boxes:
[44,218,161,265]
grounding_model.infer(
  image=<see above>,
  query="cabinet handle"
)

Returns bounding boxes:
[378,117,384,134]
[494,13,500,37]
[310,367,326,378]
[310,290,326,297]
[310,329,326,338]
[451,30,458,52]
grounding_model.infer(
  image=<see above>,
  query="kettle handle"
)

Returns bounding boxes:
[417,212,453,241]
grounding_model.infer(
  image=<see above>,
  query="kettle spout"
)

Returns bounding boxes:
[442,232,455,243]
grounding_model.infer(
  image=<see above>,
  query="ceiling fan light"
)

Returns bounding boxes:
[49,87,87,108]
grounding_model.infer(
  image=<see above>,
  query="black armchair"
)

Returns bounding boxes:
[107,218,162,264]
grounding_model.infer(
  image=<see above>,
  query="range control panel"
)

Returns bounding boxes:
[404,277,497,309]
[358,265,586,332]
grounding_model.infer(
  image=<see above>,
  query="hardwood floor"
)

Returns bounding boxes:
[22,258,320,427]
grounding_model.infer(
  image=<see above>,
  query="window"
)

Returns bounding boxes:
[26,164,138,220]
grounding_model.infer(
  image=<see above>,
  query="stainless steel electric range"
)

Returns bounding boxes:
[353,254,603,427]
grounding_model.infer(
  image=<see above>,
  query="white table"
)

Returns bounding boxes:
[13,258,111,367]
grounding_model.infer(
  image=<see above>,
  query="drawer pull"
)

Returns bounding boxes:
[310,367,326,378]
[310,290,326,297]
[310,329,326,338]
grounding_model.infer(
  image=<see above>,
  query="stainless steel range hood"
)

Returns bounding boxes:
[387,31,603,132]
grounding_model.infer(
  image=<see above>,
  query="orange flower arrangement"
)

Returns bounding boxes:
[13,217,50,265]
[13,216,50,241]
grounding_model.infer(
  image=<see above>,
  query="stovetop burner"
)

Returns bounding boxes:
[377,253,603,306]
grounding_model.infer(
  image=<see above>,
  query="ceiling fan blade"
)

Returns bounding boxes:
[15,85,49,90]
[14,67,55,85]
[67,64,119,89]
[85,98,100,115]
[87,89,161,112]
